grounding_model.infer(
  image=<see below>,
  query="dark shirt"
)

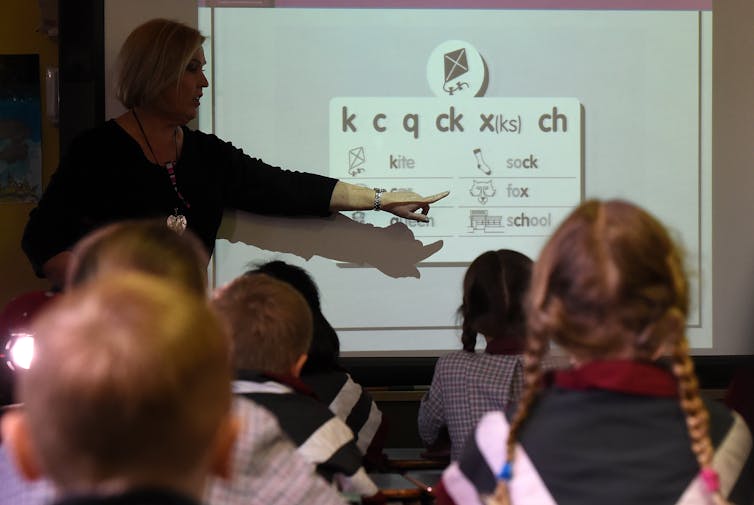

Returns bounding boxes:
[22,120,338,276]
[302,370,387,467]
[53,488,200,505]
[438,360,754,505]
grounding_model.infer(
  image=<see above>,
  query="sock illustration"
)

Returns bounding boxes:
[473,148,492,175]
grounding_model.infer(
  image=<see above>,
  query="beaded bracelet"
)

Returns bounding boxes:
[373,188,387,211]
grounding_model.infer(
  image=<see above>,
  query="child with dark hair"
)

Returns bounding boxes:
[437,200,753,505]
[418,249,532,461]
[250,261,341,373]
[249,260,387,466]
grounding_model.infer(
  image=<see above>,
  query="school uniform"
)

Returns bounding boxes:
[205,396,347,505]
[418,339,524,460]
[234,371,378,497]
[302,371,387,465]
[1,442,55,505]
[437,360,754,505]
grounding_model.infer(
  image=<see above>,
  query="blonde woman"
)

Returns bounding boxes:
[22,18,447,289]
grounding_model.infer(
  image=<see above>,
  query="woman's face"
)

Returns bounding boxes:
[160,48,208,124]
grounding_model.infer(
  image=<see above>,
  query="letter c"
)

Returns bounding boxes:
[373,113,386,132]
[539,113,552,132]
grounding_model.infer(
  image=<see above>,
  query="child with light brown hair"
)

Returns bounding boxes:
[436,199,753,505]
[61,219,348,505]
[1,273,238,505]
[65,218,209,294]
[247,260,387,468]
[212,273,379,499]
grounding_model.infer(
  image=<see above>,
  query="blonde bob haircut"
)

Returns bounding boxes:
[116,18,205,109]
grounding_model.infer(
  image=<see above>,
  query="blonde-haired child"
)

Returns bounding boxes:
[1,273,237,505]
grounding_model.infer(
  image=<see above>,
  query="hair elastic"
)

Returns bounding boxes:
[497,461,513,481]
[700,467,720,493]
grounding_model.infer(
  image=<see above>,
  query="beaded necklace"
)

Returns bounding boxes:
[132,108,190,234]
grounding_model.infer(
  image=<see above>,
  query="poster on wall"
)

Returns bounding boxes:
[0,54,42,203]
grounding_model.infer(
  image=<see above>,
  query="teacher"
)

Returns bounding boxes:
[22,18,448,288]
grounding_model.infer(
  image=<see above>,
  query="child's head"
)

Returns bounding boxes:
[497,199,719,503]
[247,260,340,373]
[527,199,688,362]
[1,273,235,496]
[459,249,533,352]
[66,219,209,295]
[212,273,313,376]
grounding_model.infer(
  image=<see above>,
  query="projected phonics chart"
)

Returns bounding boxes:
[203,6,712,351]
[330,96,582,262]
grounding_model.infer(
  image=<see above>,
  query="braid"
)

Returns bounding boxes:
[481,322,550,505]
[480,227,565,505]
[671,332,728,505]
[506,331,548,461]
[477,200,731,505]
[459,250,532,354]
[461,317,478,352]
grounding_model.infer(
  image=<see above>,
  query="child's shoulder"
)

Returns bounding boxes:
[437,350,522,370]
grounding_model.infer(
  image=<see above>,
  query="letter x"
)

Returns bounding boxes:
[480,114,494,132]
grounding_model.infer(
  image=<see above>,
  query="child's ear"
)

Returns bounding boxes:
[209,412,240,480]
[1,408,43,481]
[290,354,308,378]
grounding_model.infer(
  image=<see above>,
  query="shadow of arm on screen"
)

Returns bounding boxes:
[217,211,444,278]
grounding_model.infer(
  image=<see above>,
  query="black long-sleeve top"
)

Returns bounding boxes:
[22,120,338,276]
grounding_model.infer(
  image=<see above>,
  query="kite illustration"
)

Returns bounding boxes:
[348,146,365,176]
[443,48,470,95]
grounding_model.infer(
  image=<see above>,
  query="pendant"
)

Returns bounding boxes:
[166,213,187,235]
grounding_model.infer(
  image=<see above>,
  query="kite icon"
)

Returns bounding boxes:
[443,48,470,95]
[427,40,489,98]
[348,146,365,176]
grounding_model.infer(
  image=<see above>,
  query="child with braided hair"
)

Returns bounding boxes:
[436,199,753,505]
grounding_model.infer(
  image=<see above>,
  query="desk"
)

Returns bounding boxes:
[384,448,449,471]
[403,470,442,493]
[368,471,441,504]
[369,473,422,501]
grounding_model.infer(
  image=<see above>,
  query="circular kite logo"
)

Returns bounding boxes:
[427,40,488,97]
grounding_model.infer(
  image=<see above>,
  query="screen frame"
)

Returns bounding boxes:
[60,0,754,387]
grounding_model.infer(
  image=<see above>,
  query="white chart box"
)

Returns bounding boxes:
[330,97,582,261]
